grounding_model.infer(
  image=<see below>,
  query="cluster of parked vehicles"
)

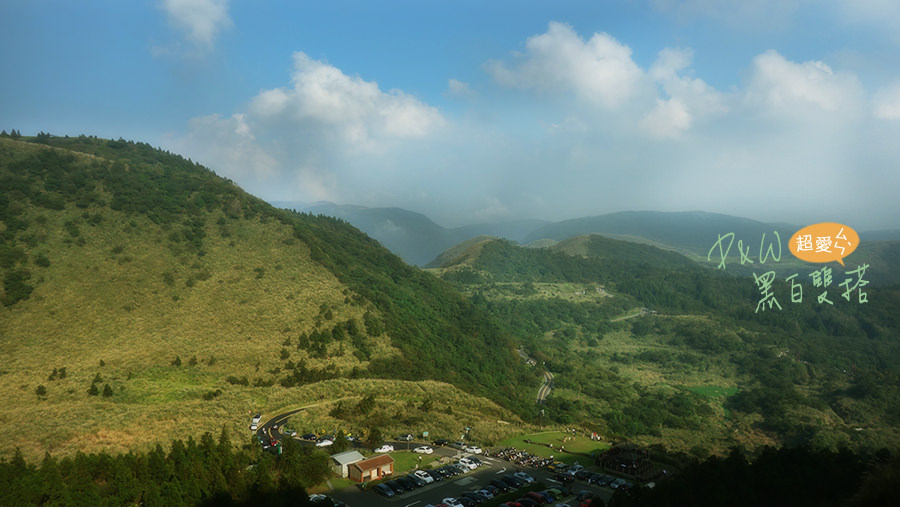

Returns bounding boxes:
[427,472,579,507]
[548,461,634,491]
[371,456,488,498]
[370,459,598,506]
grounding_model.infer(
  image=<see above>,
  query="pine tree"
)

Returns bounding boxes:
[88,383,99,396]
[102,384,113,397]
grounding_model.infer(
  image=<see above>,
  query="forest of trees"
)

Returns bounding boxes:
[609,445,900,507]
[0,430,328,506]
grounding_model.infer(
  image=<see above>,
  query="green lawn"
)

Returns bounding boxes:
[388,450,431,474]
[498,431,608,467]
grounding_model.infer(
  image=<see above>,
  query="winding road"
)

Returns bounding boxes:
[537,370,554,403]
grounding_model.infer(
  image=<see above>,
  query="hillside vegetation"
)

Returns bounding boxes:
[0,135,534,460]
[430,235,900,455]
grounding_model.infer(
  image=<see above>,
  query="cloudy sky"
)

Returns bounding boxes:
[2,1,899,230]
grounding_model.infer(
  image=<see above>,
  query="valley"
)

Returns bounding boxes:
[2,133,899,505]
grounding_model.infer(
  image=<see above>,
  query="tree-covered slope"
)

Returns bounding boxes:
[0,134,533,460]
[429,233,900,454]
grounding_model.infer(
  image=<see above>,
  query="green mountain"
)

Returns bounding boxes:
[276,201,548,266]
[522,210,799,255]
[0,135,533,460]
[428,234,900,454]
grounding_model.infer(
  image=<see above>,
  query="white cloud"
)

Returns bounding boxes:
[174,113,278,181]
[650,48,727,117]
[486,22,647,109]
[743,50,865,115]
[873,82,900,120]
[641,47,727,137]
[249,52,444,148]
[175,52,446,205]
[160,0,231,49]
[640,98,692,138]
[169,23,900,231]
[447,78,475,97]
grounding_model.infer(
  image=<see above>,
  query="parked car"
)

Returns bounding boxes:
[432,438,450,446]
[373,483,395,497]
[406,473,427,487]
[374,444,394,453]
[451,441,467,449]
[526,491,550,504]
[514,471,535,484]
[465,445,483,454]
[442,498,465,507]
[397,433,414,441]
[414,469,435,484]
[490,479,511,492]
[503,474,525,488]
[315,439,333,447]
[301,433,317,441]
[249,423,258,431]
[252,414,262,424]
[414,445,434,454]
[459,457,478,470]
[461,491,487,503]
[469,456,483,467]
[385,479,406,494]
[547,462,567,472]
[476,488,495,499]
[397,476,418,490]
[425,469,443,481]
[554,473,574,484]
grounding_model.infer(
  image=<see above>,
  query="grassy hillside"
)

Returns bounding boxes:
[428,235,900,455]
[0,135,534,460]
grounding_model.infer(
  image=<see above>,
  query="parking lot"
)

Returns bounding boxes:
[325,450,614,507]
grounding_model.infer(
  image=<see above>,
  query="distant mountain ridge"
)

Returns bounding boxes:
[279,204,900,286]
[271,201,548,266]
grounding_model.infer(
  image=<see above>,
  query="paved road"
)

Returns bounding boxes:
[537,370,554,403]
[255,404,320,443]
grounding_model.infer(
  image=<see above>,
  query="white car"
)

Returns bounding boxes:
[442,499,464,507]
[459,457,478,470]
[249,423,258,431]
[251,414,262,424]
[514,471,535,483]
[374,444,394,453]
[464,445,483,454]
[413,470,434,484]
[315,439,333,447]
[414,445,434,454]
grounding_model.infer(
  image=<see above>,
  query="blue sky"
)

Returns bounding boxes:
[2,0,899,230]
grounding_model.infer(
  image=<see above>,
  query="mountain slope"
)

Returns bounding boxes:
[281,202,549,266]
[428,233,900,454]
[0,135,533,459]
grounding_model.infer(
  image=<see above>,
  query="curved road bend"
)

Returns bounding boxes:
[537,370,554,403]
[256,403,320,441]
